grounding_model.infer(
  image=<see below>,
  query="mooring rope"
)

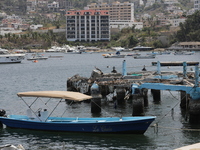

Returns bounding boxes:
[168,90,179,101]
[152,123,200,133]
[91,99,117,117]
[153,86,198,133]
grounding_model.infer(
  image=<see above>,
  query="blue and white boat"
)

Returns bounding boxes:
[0,91,155,134]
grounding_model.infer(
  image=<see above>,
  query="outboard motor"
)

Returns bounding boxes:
[0,109,6,127]
[0,109,6,117]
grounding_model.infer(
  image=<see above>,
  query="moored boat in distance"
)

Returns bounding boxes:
[132,46,154,51]
[126,53,141,56]
[0,48,26,64]
[104,54,126,58]
[133,55,155,59]
[0,91,156,134]
[27,53,48,61]
[103,51,126,58]
[111,47,125,51]
[174,51,195,55]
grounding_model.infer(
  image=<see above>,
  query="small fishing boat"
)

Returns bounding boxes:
[0,91,155,134]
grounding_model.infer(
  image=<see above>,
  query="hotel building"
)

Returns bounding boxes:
[87,1,143,30]
[66,10,110,41]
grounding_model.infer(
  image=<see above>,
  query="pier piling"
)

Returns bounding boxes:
[151,89,161,102]
[132,96,144,116]
[189,100,200,123]
[142,88,149,107]
[122,60,127,76]
[157,61,161,74]
[183,62,187,78]
[180,91,189,109]
[91,83,102,114]
[188,65,200,123]
[116,86,126,104]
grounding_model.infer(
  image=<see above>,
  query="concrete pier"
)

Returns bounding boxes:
[67,60,200,123]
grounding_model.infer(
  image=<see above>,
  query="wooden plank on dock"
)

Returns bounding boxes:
[152,61,199,66]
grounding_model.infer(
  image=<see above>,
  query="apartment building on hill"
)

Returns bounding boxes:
[66,10,110,42]
[194,0,200,11]
[87,1,143,30]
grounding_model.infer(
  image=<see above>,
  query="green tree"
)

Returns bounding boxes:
[128,35,138,48]
[176,10,200,41]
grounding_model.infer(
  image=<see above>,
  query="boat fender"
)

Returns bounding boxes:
[131,84,140,95]
[0,109,6,117]
[41,109,48,121]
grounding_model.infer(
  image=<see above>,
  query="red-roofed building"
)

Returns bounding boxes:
[66,10,110,41]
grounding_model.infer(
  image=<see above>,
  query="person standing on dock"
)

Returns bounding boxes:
[111,66,117,73]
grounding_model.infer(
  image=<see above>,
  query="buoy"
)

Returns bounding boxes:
[33,60,38,63]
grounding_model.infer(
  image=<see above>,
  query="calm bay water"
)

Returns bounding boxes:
[0,51,200,150]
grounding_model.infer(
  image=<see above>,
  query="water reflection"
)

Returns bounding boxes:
[2,128,153,150]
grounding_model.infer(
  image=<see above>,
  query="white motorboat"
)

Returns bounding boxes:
[104,54,126,58]
[133,55,155,59]
[111,47,125,51]
[27,53,48,61]
[132,46,154,51]
[0,48,25,64]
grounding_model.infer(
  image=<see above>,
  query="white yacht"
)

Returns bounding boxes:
[0,48,26,64]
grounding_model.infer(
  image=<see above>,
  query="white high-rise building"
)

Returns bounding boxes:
[66,10,110,41]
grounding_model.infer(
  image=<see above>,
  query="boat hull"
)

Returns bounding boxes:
[104,55,126,58]
[134,56,155,59]
[0,115,155,134]
[27,57,48,60]
[0,54,25,64]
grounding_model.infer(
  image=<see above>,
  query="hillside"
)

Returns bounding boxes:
[0,0,198,50]
[0,0,194,16]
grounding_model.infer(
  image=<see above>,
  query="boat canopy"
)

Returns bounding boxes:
[17,91,92,101]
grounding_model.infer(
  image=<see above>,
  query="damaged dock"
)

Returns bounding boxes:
[67,60,200,123]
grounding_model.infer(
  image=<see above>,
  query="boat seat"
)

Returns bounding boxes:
[97,120,106,122]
